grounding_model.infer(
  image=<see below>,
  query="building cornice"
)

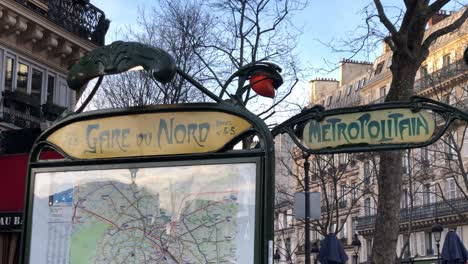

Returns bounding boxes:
[0,1,99,71]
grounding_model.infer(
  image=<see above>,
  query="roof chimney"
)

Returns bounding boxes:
[428,10,449,27]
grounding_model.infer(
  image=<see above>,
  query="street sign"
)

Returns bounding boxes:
[303,108,435,150]
[22,104,273,264]
[20,40,280,264]
[46,111,252,159]
[272,96,468,154]
[294,192,321,220]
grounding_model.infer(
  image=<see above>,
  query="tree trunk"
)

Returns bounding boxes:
[372,61,419,264]
[372,150,403,263]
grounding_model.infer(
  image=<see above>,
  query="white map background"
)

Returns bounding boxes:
[29,163,256,264]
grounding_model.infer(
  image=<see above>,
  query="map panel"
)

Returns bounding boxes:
[29,163,256,264]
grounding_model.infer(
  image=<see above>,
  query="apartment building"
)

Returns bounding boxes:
[0,1,108,263]
[293,8,468,264]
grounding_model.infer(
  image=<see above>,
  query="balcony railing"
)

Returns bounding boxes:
[414,59,468,93]
[15,0,108,45]
[1,107,41,128]
[355,197,468,230]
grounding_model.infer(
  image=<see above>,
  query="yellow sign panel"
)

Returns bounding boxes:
[303,109,435,150]
[47,112,252,159]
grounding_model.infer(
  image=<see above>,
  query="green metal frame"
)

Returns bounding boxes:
[272,96,468,154]
[21,41,280,264]
[21,103,275,264]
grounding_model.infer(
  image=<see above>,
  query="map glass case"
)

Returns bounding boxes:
[28,162,257,264]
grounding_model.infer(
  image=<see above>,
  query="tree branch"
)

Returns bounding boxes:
[373,0,398,35]
[422,8,468,51]
[428,0,452,15]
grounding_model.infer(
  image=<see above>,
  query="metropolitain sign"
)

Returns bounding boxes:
[302,108,435,150]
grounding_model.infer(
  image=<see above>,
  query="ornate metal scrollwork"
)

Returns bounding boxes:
[68,41,177,94]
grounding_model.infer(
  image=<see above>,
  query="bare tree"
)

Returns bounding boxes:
[93,0,213,108]
[188,0,308,120]
[324,3,468,263]
[274,137,379,262]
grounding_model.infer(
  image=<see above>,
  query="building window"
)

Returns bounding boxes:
[47,75,55,103]
[312,159,319,181]
[447,178,457,199]
[313,229,319,241]
[351,218,357,236]
[423,184,431,205]
[425,231,433,255]
[4,56,14,91]
[374,62,384,75]
[445,135,454,160]
[285,237,291,258]
[421,147,429,164]
[379,86,386,102]
[402,150,409,174]
[340,219,347,240]
[16,62,29,94]
[31,68,43,101]
[336,91,341,102]
[403,234,411,258]
[364,198,371,216]
[351,183,357,203]
[347,85,353,95]
[463,133,468,157]
[401,189,408,208]
[282,210,288,229]
[340,184,346,208]
[442,54,451,67]
[364,161,371,184]
[366,239,373,260]
[327,96,333,106]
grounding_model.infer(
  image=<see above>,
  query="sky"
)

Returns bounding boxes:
[91,0,377,80]
[88,0,465,116]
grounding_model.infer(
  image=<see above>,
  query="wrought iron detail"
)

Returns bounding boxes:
[67,41,177,93]
[15,0,109,45]
[272,96,468,154]
[1,107,41,128]
[414,59,467,93]
[355,197,468,231]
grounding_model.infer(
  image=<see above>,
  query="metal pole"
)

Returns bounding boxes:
[353,254,358,264]
[304,154,311,264]
[436,242,440,264]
